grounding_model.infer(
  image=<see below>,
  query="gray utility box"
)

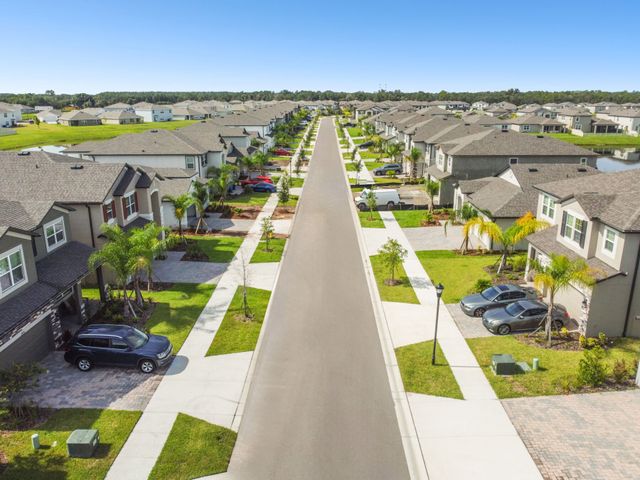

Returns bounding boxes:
[67,429,99,458]
[491,354,517,375]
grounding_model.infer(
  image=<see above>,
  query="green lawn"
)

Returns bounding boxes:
[415,250,501,303]
[206,287,271,356]
[250,237,286,263]
[342,152,353,160]
[370,255,419,304]
[149,413,236,480]
[279,195,299,207]
[352,138,367,145]
[467,336,640,398]
[363,161,385,170]
[393,210,432,228]
[374,177,403,185]
[358,210,384,228]
[225,191,271,207]
[185,235,244,263]
[347,127,363,137]
[0,120,197,151]
[289,177,304,188]
[547,133,640,147]
[0,408,141,480]
[358,151,382,160]
[83,283,214,351]
[396,341,463,399]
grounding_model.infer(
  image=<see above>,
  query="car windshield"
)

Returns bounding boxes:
[360,189,370,198]
[506,302,526,316]
[125,328,149,349]
[480,287,499,300]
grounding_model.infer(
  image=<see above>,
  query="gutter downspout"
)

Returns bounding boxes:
[623,240,640,336]
[86,204,107,303]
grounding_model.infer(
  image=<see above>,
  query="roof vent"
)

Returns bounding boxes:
[17,151,31,156]
[528,168,538,172]
[150,129,158,133]
[578,168,587,172]
[536,135,544,138]
[464,123,470,126]
[70,164,84,170]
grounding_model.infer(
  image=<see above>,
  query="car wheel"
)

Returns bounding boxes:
[358,203,367,211]
[387,201,395,209]
[395,170,401,175]
[473,307,486,317]
[497,324,511,335]
[139,359,156,374]
[553,320,563,330]
[76,357,92,372]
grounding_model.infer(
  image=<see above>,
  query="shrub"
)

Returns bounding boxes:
[424,211,435,224]
[612,359,630,383]
[598,331,607,346]
[510,255,528,272]
[471,278,492,293]
[560,326,570,339]
[579,335,600,349]
[577,346,607,387]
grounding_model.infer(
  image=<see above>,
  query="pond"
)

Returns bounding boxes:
[594,148,640,172]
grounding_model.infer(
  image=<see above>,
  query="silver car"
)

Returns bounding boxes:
[482,300,569,335]
[460,284,539,317]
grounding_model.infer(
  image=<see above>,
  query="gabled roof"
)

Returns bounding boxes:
[0,199,70,236]
[59,110,99,121]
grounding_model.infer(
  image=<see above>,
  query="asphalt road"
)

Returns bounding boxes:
[228,118,410,479]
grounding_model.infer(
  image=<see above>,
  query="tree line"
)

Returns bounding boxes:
[2,88,640,109]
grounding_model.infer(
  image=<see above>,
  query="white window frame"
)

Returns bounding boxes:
[541,194,555,220]
[522,125,530,132]
[509,157,518,165]
[580,157,587,165]
[124,193,137,219]
[602,227,617,257]
[185,156,196,169]
[43,216,67,252]
[104,201,115,222]
[0,245,28,297]
[562,211,587,246]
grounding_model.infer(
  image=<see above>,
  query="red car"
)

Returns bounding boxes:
[272,148,291,156]
[240,175,273,186]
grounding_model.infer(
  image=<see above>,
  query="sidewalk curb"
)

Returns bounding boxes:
[334,118,430,480]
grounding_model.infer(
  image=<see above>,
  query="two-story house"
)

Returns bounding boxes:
[0,199,95,368]
[526,169,640,338]
[426,130,598,206]
[510,115,565,134]
[133,102,173,122]
[555,108,592,133]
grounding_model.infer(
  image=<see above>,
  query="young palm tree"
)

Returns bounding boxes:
[532,254,595,346]
[424,178,440,211]
[191,181,209,234]
[456,204,479,250]
[407,147,422,181]
[251,151,270,175]
[352,158,364,185]
[469,212,549,273]
[88,224,137,318]
[162,194,193,240]
[386,142,403,164]
[208,164,237,209]
[131,222,173,291]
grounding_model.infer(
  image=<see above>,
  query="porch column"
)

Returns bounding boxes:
[96,265,107,303]
[73,282,87,323]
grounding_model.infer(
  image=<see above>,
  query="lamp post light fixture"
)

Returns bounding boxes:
[431,283,445,365]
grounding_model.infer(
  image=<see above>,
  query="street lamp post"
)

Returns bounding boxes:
[431,283,445,365]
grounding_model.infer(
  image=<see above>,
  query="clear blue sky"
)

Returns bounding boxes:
[3,0,638,94]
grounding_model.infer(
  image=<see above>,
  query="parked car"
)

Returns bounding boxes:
[272,148,292,156]
[252,181,277,193]
[460,284,539,317]
[64,324,173,373]
[482,300,569,335]
[358,141,374,149]
[240,175,273,186]
[354,188,401,210]
[372,163,402,176]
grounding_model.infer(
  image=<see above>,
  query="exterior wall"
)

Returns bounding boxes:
[32,209,71,262]
[587,275,631,337]
[0,314,54,369]
[101,117,142,125]
[64,204,105,249]
[1,110,19,127]
[224,135,250,149]
[0,234,37,303]
[135,108,173,122]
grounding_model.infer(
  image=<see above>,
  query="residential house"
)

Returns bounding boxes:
[133,102,173,122]
[555,108,592,133]
[99,110,143,125]
[36,109,61,124]
[586,102,618,113]
[0,199,95,368]
[171,105,208,121]
[58,110,102,126]
[425,130,598,206]
[461,113,512,131]
[0,107,18,128]
[510,115,564,134]
[455,164,598,250]
[596,109,640,136]
[104,102,134,112]
[0,102,23,122]
[526,168,640,337]
[515,105,554,118]
[471,101,489,111]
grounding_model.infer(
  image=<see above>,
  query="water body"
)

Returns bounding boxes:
[594,148,640,172]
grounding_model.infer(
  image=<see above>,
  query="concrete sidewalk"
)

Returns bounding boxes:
[376,210,542,480]
[106,194,280,480]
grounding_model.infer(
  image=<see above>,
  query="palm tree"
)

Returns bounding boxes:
[88,224,137,318]
[456,204,479,250]
[363,123,375,137]
[424,178,440,211]
[386,142,403,164]
[352,158,363,185]
[190,181,209,234]
[407,147,422,181]
[251,151,270,175]
[130,222,173,292]
[468,212,549,273]
[162,194,193,240]
[532,254,595,346]
[208,164,237,209]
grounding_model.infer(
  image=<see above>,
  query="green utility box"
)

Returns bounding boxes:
[491,354,517,375]
[66,429,99,458]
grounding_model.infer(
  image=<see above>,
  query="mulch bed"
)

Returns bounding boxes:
[272,206,296,219]
[516,331,618,352]
[89,298,157,327]
[206,205,262,219]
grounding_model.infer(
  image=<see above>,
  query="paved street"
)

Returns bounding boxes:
[228,118,410,479]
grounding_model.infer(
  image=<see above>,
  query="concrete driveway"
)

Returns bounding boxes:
[404,223,464,251]
[446,303,493,338]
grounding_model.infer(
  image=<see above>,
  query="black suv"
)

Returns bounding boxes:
[64,324,173,373]
[373,163,402,176]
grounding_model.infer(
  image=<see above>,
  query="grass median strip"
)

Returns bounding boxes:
[0,408,141,480]
[358,211,384,228]
[369,254,419,304]
[207,287,272,356]
[184,235,244,263]
[149,413,236,480]
[395,341,463,399]
[250,237,286,263]
[393,210,431,228]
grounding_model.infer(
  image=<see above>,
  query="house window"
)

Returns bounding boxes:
[541,195,555,219]
[561,211,587,247]
[580,157,587,165]
[185,156,196,169]
[124,193,137,218]
[103,201,115,222]
[603,227,617,255]
[44,217,66,252]
[509,158,518,165]
[523,125,530,132]
[0,246,27,295]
